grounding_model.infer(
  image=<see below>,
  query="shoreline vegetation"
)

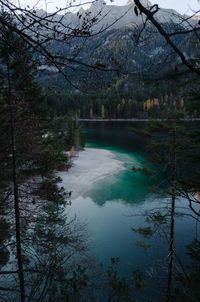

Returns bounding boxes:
[78,118,200,122]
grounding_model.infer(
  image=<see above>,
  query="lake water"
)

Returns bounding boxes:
[70,121,198,300]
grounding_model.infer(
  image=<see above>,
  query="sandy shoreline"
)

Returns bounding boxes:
[58,148,125,199]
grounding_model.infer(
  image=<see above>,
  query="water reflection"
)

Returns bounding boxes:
[81,121,147,154]
[84,170,150,205]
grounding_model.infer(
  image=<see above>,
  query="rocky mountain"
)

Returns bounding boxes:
[79,0,189,32]
[36,0,190,33]
[37,1,198,90]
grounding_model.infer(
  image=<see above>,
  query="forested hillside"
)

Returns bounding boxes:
[39,23,200,118]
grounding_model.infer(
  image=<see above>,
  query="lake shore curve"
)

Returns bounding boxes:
[58,148,125,199]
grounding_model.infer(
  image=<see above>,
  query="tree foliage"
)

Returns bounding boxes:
[0,20,87,302]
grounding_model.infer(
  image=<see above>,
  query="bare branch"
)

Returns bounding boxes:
[134,0,200,75]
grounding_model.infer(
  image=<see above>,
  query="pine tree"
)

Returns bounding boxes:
[131,109,200,301]
[0,19,71,301]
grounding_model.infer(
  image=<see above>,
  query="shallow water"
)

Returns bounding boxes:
[69,121,198,300]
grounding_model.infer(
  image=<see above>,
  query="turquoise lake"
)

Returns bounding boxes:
[69,121,198,300]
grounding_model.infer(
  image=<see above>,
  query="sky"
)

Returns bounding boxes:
[148,0,200,15]
[18,0,200,15]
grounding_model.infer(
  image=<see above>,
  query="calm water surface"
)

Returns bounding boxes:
[70,121,198,299]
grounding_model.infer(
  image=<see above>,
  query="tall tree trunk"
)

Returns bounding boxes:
[166,126,176,302]
[8,62,26,302]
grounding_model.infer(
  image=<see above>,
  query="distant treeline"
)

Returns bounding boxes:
[46,88,198,119]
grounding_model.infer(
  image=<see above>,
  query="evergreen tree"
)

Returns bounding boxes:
[0,18,79,302]
[131,110,200,301]
[172,239,200,302]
